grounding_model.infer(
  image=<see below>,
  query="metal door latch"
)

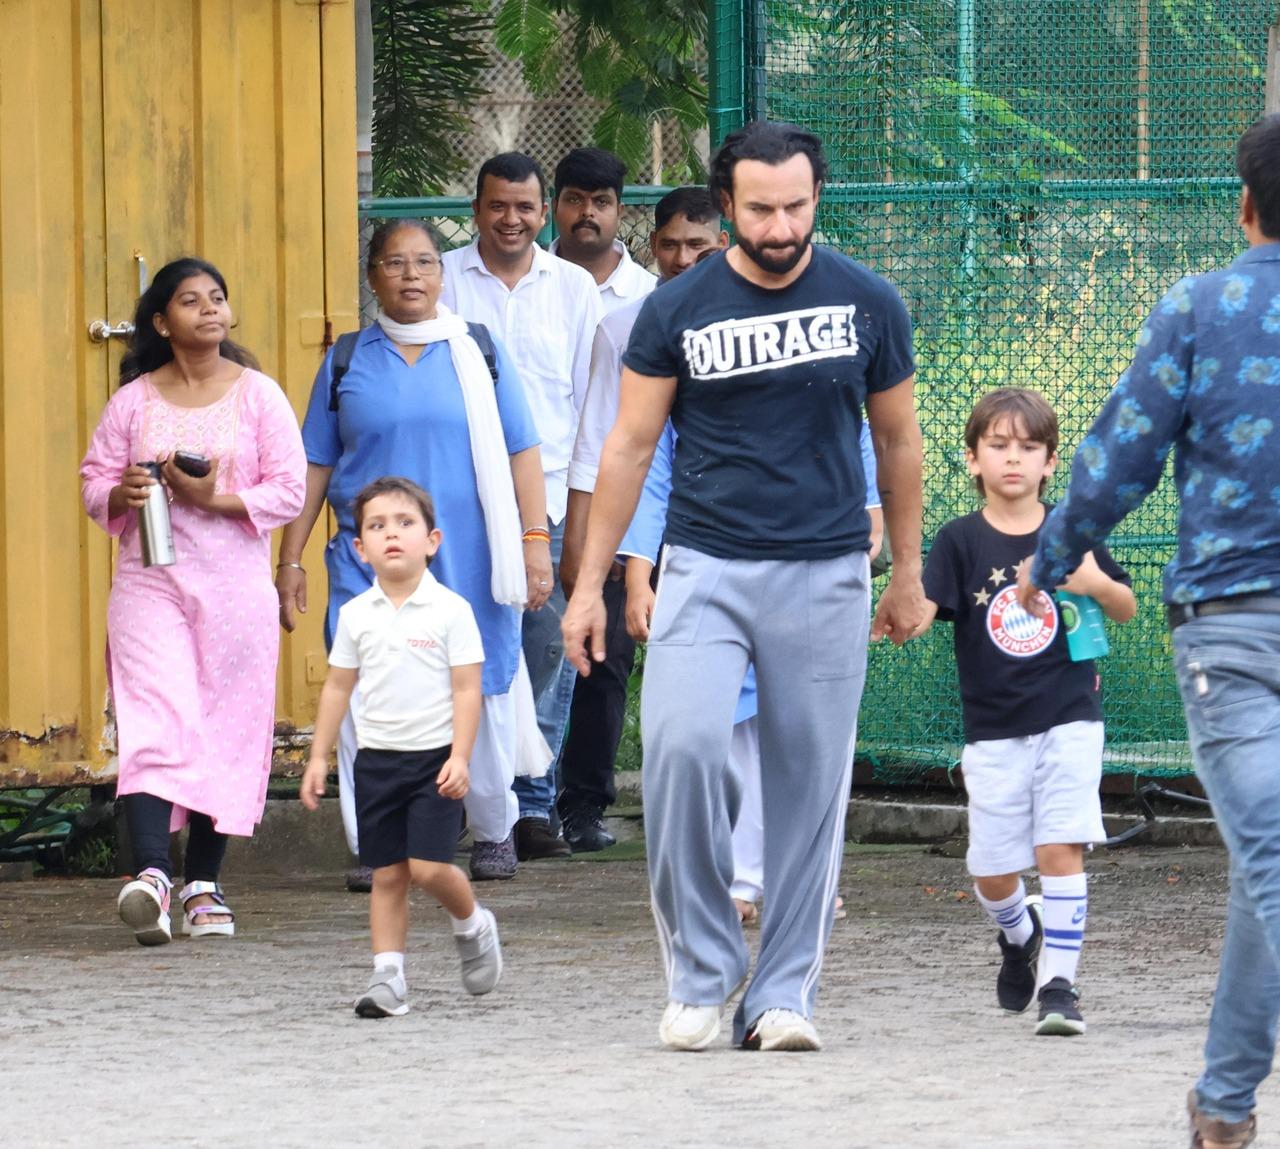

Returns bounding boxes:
[87,319,135,343]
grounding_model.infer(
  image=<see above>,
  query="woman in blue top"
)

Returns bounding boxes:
[278,219,550,884]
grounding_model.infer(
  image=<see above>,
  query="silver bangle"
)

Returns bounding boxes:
[277,561,306,573]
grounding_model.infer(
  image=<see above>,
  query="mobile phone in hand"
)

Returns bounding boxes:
[173,451,211,478]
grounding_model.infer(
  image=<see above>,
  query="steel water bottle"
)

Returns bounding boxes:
[1056,590,1109,661]
[137,461,176,567]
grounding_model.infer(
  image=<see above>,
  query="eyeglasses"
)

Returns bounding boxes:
[373,255,441,276]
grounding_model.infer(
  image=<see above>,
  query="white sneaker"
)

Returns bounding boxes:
[743,1008,822,1051]
[658,1001,722,1051]
[117,868,172,947]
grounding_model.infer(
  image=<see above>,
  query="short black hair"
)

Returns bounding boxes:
[654,186,719,232]
[476,152,546,201]
[353,476,437,536]
[554,147,626,200]
[708,120,828,207]
[1237,114,1280,240]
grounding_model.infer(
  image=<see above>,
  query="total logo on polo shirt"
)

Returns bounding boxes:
[985,584,1058,658]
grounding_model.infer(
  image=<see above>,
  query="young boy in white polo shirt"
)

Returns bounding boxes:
[301,476,502,1017]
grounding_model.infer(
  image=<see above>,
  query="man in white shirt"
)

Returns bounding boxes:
[557,187,728,852]
[549,147,657,309]
[441,153,603,871]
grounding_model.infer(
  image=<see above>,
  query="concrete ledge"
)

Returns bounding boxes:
[102,784,1221,876]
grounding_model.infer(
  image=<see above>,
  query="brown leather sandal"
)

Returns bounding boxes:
[1188,1089,1258,1148]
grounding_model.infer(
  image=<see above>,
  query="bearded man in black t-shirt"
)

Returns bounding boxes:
[562,120,926,1052]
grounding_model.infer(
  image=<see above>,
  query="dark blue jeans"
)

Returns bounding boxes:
[514,517,577,820]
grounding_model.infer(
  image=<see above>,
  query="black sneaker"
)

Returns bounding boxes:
[514,816,571,861]
[1035,977,1086,1036]
[562,807,616,853]
[995,898,1043,1013]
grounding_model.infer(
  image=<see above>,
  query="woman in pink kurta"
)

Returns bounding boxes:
[80,257,305,946]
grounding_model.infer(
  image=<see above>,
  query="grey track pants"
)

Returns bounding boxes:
[641,544,870,1043]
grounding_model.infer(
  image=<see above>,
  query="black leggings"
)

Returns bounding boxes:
[123,792,228,884]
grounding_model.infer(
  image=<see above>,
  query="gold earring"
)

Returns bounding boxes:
[160,329,170,337]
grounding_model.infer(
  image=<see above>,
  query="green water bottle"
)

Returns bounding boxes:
[1056,591,1109,661]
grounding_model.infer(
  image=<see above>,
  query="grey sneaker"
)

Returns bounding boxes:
[469,833,517,881]
[455,907,503,995]
[345,864,373,893]
[354,966,409,1018]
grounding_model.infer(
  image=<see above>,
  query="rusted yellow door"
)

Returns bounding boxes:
[0,1,355,785]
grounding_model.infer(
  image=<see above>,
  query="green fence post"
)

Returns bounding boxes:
[1268,18,1279,113]
[708,0,745,149]
[956,0,978,348]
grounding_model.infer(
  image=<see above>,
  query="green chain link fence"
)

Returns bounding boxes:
[711,1,1280,783]
[360,4,1277,786]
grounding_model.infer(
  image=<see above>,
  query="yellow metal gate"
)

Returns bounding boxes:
[0,0,357,785]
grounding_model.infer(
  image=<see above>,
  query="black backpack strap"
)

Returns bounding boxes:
[327,330,362,412]
[466,321,500,384]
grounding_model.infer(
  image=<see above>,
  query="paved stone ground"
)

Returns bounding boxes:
[0,841,1264,1148]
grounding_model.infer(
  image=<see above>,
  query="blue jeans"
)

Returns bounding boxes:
[513,518,577,820]
[1173,612,1280,1124]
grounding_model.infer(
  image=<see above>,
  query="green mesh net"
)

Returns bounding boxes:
[362,3,1276,784]
[712,0,1279,782]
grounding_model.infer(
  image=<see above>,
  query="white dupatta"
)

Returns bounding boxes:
[376,306,525,607]
[377,307,551,778]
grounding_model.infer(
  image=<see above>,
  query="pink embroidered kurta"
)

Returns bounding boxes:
[80,369,306,836]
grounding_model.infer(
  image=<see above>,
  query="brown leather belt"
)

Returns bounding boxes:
[1166,593,1280,631]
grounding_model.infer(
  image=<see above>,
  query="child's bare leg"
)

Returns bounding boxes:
[409,859,476,920]
[369,862,411,955]
[413,859,503,995]
[974,872,1021,902]
[1036,842,1084,876]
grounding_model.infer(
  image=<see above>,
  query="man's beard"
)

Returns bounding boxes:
[736,223,814,275]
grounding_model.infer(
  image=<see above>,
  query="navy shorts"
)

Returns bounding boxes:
[353,746,463,869]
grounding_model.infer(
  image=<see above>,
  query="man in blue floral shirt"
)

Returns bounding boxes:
[1017,114,1280,1148]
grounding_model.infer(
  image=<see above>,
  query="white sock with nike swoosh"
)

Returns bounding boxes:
[1040,872,1088,985]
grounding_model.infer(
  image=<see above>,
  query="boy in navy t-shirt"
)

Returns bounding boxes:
[920,388,1136,1036]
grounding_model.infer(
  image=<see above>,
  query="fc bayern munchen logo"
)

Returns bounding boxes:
[986,584,1058,658]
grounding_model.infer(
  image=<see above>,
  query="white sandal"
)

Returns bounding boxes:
[179,880,235,939]
[117,867,173,947]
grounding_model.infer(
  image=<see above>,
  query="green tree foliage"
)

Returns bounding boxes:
[372,0,493,196]
[494,0,708,181]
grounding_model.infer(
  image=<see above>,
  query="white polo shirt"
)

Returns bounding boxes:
[568,294,648,493]
[330,569,485,752]
[549,237,657,317]
[441,240,603,524]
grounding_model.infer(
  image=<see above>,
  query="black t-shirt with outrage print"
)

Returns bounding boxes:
[923,508,1131,743]
[622,246,914,560]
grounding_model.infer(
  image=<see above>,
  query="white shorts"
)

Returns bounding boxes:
[961,719,1106,876]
